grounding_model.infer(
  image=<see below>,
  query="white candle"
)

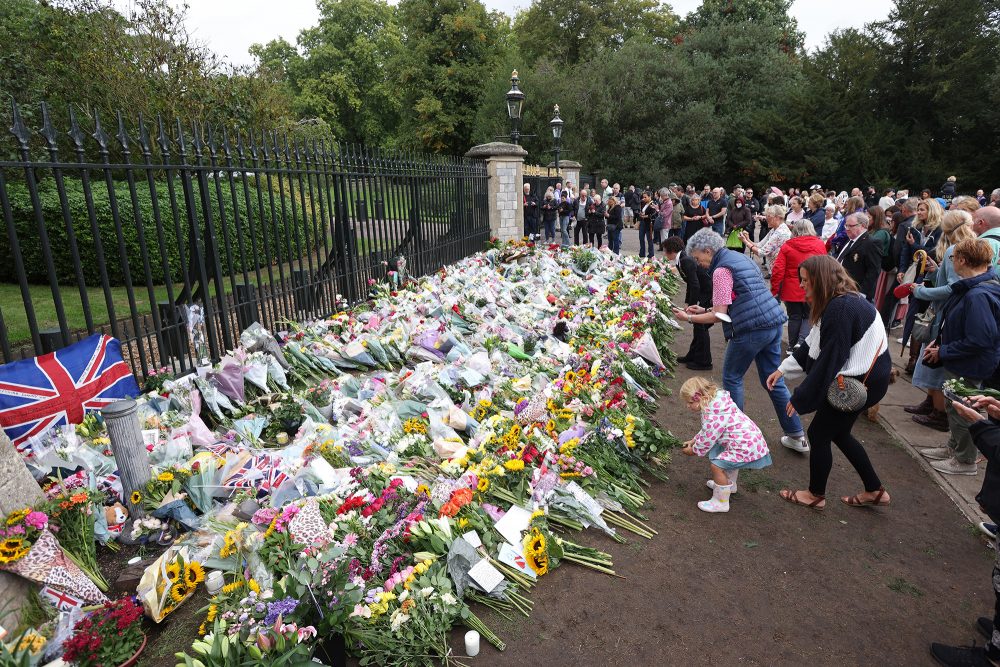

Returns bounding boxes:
[206,570,225,595]
[464,630,480,657]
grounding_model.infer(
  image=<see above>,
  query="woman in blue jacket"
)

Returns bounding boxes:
[920,238,1000,476]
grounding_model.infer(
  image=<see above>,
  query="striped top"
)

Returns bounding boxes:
[778,293,888,414]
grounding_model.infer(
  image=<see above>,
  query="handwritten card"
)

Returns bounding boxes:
[468,558,504,594]
[498,541,535,580]
[462,530,483,549]
[493,504,532,546]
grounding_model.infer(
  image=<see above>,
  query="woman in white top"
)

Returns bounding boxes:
[740,204,792,273]
[786,196,806,222]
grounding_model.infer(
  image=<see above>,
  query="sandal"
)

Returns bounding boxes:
[780,489,825,510]
[841,487,890,507]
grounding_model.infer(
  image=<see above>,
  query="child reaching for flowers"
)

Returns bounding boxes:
[680,377,772,513]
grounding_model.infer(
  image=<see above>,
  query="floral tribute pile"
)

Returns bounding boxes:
[2,243,683,666]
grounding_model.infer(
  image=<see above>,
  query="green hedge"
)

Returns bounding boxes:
[0,177,322,286]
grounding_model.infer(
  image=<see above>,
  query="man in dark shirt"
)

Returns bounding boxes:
[663,236,713,370]
[706,187,728,236]
[837,212,882,301]
[522,183,538,239]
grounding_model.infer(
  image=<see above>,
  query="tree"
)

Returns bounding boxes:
[252,0,403,145]
[513,0,677,67]
[394,0,509,152]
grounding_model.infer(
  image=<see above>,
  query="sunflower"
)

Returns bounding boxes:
[206,604,218,622]
[248,578,261,594]
[130,490,143,505]
[476,477,490,493]
[415,484,430,497]
[5,509,29,526]
[525,550,549,576]
[165,562,181,583]
[157,472,175,483]
[169,582,190,603]
[221,580,245,595]
[525,528,545,556]
[184,561,205,586]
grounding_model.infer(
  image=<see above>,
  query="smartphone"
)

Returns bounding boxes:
[942,387,975,408]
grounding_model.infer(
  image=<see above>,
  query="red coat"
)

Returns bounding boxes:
[771,235,829,302]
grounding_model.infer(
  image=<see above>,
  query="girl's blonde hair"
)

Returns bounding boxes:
[680,376,718,411]
[936,209,977,261]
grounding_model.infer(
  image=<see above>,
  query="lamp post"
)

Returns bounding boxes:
[505,70,525,145]
[550,105,563,176]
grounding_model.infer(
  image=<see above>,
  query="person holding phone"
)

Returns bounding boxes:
[932,393,1000,665]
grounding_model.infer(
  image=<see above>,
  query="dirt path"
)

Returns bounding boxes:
[467,233,992,666]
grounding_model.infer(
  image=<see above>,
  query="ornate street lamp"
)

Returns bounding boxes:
[505,70,525,144]
[550,105,563,173]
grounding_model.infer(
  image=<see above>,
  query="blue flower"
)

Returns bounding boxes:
[264,597,299,625]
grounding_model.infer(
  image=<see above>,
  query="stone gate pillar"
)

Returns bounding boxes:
[549,160,582,192]
[0,432,45,630]
[466,142,528,243]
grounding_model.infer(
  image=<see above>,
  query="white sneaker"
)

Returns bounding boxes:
[919,447,952,461]
[930,457,978,476]
[706,479,739,494]
[781,436,809,453]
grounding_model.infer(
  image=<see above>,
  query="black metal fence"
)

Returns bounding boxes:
[0,102,489,377]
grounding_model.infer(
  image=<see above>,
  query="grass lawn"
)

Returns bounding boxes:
[0,236,392,346]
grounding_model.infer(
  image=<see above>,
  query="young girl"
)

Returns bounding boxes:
[680,377,772,513]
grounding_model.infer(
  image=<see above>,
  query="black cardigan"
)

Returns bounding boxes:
[971,418,1000,524]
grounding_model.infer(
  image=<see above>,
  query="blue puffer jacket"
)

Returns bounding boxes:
[710,248,787,339]
[939,269,1000,380]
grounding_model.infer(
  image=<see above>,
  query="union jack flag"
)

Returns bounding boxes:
[0,334,140,453]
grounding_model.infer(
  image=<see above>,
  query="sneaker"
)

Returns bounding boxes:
[890,319,903,330]
[930,458,979,476]
[781,436,809,453]
[977,617,994,640]
[979,523,999,540]
[929,642,996,666]
[706,479,739,494]
[920,447,954,461]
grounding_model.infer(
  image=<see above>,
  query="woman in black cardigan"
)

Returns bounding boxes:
[765,255,892,510]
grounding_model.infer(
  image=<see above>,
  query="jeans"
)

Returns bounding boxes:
[712,220,724,236]
[543,218,556,242]
[559,216,571,246]
[722,324,804,437]
[637,220,654,258]
[784,301,812,347]
[608,225,622,254]
[944,369,982,464]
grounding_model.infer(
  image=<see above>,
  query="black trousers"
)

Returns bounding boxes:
[806,358,891,496]
[588,231,603,247]
[685,323,713,365]
[574,220,587,245]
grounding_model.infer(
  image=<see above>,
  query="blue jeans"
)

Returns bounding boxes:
[543,218,556,241]
[712,220,725,236]
[608,226,622,254]
[638,220,654,258]
[559,216,571,246]
[722,324,804,437]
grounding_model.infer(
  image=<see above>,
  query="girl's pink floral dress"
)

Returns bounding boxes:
[691,390,772,470]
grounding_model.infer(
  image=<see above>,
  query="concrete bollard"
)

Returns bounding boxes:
[102,399,151,519]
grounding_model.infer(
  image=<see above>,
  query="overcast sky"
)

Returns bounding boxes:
[112,0,896,67]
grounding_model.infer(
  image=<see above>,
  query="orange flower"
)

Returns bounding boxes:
[439,502,459,518]
[59,501,72,510]
[70,492,88,505]
[451,488,474,507]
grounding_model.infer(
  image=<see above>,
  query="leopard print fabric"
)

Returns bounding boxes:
[288,499,330,548]
[5,529,108,604]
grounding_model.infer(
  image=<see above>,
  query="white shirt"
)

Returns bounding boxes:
[879,196,895,209]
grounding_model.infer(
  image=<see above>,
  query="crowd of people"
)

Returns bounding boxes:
[653,179,1000,667]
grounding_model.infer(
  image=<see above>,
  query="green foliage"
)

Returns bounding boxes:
[394,0,509,153]
[0,178,317,286]
[513,0,678,67]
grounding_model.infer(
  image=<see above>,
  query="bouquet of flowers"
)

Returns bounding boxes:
[137,546,205,622]
[63,597,145,667]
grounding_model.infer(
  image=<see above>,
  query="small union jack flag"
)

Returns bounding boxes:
[0,334,140,453]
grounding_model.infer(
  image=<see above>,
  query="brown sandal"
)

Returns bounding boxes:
[780,489,825,511]
[841,487,890,507]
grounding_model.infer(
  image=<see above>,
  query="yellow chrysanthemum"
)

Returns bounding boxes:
[503,459,525,472]
[248,578,261,594]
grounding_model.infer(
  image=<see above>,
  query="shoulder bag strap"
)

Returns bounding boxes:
[861,342,886,387]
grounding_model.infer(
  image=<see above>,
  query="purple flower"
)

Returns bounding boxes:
[264,597,300,625]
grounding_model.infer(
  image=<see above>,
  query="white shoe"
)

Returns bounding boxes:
[919,446,952,461]
[706,479,739,494]
[930,457,978,476]
[781,436,809,453]
[698,483,732,513]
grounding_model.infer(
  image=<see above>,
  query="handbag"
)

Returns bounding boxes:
[826,343,885,412]
[910,303,937,344]
[725,229,743,249]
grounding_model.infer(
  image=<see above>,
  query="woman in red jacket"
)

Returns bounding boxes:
[771,219,829,348]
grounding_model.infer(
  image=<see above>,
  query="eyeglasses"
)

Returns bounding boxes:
[845,222,861,229]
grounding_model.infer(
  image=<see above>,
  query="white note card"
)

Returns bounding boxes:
[468,557,505,594]
[462,530,482,549]
[493,504,532,545]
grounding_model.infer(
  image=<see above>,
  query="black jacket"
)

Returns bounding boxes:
[607,202,624,229]
[523,193,538,222]
[837,232,882,300]
[625,190,640,210]
[971,418,1000,524]
[678,251,712,307]
[587,202,607,234]
[540,198,558,223]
